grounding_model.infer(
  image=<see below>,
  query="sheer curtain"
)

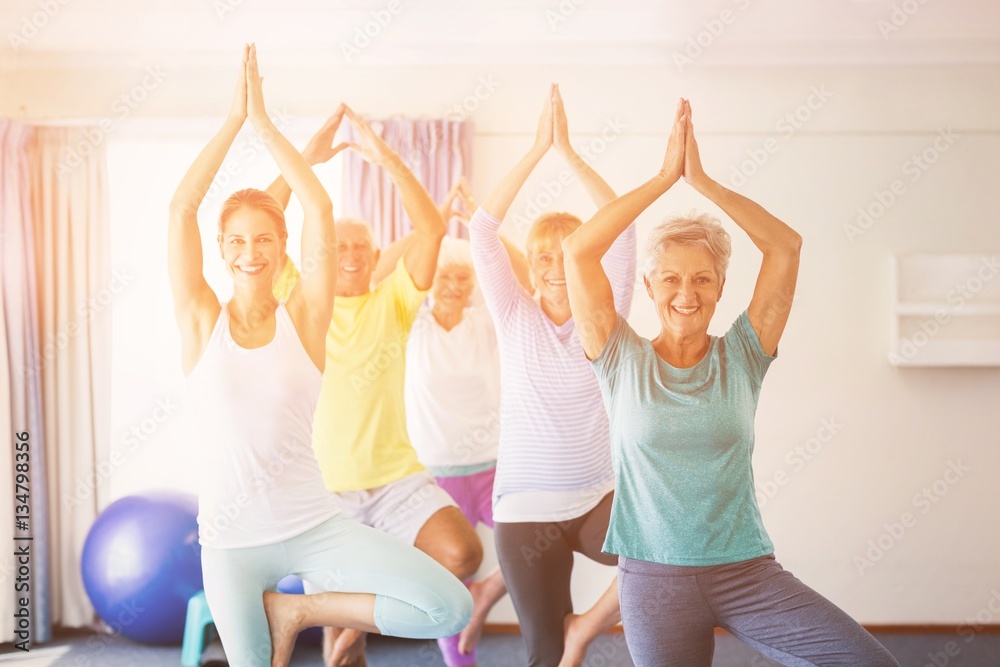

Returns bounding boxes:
[341,118,473,247]
[29,126,112,632]
[0,122,112,643]
[1,119,46,644]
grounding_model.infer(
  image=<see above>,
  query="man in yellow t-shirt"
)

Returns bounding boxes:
[268,108,482,667]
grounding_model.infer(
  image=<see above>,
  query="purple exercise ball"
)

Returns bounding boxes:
[81,492,203,645]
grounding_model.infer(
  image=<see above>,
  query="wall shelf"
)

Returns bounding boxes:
[890,254,1000,367]
[894,303,1000,317]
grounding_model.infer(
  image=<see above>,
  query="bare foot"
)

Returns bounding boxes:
[325,627,367,667]
[558,613,589,667]
[458,580,488,654]
[263,591,304,667]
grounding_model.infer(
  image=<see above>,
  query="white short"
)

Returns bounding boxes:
[301,471,458,597]
[331,470,458,546]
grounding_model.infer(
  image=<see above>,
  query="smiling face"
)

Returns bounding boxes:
[529,237,569,302]
[335,220,379,297]
[526,213,581,304]
[645,243,724,341]
[218,206,286,288]
[432,263,475,312]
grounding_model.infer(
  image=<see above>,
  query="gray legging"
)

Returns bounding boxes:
[495,493,617,667]
[618,554,899,667]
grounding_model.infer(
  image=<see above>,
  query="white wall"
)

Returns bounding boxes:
[6,60,1000,626]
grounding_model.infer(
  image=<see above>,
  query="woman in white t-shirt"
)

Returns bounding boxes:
[403,181,532,666]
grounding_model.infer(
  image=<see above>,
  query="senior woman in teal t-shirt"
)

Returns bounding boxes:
[562,99,899,667]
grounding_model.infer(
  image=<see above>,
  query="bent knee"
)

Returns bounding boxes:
[434,537,483,580]
[435,581,474,637]
[455,539,485,578]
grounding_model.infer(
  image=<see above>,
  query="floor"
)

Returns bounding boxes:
[3,630,1000,666]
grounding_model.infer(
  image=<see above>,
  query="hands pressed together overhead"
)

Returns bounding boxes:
[530,86,711,191]
[660,98,709,189]
[228,43,270,128]
[227,44,399,169]
[531,83,571,155]
[231,49,713,191]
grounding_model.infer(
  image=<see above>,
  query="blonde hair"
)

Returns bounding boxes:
[644,212,731,280]
[525,212,583,256]
[218,188,288,240]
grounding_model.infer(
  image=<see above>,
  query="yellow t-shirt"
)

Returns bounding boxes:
[274,257,428,491]
[273,256,301,300]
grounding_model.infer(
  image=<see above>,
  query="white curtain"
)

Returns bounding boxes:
[1,119,41,643]
[2,122,111,643]
[31,127,112,631]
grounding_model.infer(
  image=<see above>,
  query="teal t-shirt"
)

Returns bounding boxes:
[591,310,776,566]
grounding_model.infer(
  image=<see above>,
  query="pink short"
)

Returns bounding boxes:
[434,466,496,529]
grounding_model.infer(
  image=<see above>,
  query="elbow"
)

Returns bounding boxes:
[561,230,582,259]
[561,228,598,263]
[305,186,334,216]
[168,198,196,220]
[769,229,802,257]
[304,200,334,221]
[761,230,801,262]
[425,221,448,242]
[787,230,803,256]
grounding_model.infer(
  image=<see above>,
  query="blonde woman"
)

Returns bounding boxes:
[169,45,471,667]
[469,85,634,666]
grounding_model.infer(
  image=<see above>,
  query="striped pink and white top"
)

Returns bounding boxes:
[469,207,637,506]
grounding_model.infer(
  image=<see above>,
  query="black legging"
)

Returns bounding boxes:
[494,492,617,667]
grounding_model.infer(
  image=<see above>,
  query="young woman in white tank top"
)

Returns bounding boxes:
[168,45,470,667]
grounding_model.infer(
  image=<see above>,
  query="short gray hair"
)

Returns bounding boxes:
[336,217,378,250]
[643,211,732,281]
[436,236,474,272]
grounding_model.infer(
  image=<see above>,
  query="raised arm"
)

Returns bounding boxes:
[265,107,350,211]
[167,46,250,370]
[564,100,688,360]
[371,234,415,285]
[552,84,616,208]
[371,180,460,284]
[480,86,553,220]
[682,100,801,355]
[344,107,445,290]
[371,179,534,292]
[552,85,634,313]
[470,87,555,318]
[244,45,337,352]
[450,178,533,293]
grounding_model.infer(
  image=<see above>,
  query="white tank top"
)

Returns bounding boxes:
[187,302,340,549]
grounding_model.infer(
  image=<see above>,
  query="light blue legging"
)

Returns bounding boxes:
[201,513,473,667]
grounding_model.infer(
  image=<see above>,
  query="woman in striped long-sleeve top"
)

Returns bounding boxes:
[468,84,636,667]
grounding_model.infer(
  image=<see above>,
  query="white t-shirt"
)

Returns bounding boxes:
[404,305,501,470]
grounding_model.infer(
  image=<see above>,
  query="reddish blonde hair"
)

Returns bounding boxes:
[218,188,288,239]
[525,212,583,256]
